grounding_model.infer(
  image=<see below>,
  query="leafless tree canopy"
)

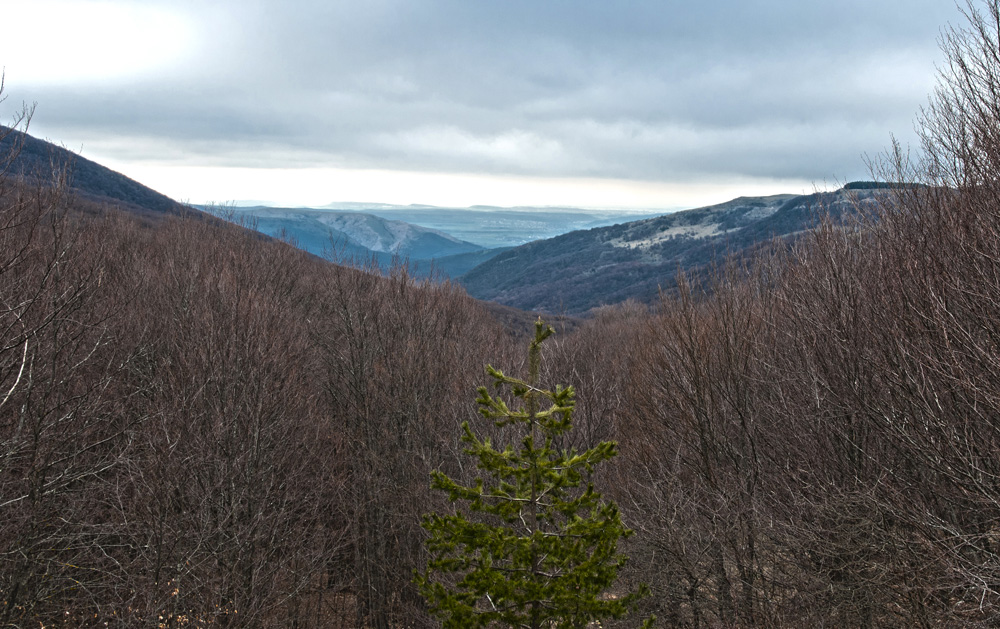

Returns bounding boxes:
[5,2,1000,627]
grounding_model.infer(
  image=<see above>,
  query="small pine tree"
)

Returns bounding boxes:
[415,320,653,629]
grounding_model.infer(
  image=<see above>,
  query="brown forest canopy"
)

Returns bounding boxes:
[5,2,1000,627]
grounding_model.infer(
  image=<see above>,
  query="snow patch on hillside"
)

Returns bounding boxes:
[742,204,780,220]
[610,222,724,249]
[313,213,447,253]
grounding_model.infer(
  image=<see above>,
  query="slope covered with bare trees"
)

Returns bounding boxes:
[4,2,1000,627]
[0,112,517,626]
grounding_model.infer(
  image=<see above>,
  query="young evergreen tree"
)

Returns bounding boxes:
[416,320,653,629]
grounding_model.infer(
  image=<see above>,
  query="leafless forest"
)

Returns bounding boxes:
[5,3,1000,628]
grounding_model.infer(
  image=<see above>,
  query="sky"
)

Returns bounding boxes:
[0,0,968,209]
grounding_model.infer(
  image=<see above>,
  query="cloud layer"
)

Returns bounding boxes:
[3,0,966,202]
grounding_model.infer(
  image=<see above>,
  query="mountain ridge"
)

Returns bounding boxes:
[0,125,189,218]
[0,126,889,317]
[457,187,885,314]
[212,206,491,273]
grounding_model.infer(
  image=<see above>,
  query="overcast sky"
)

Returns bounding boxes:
[0,1,967,209]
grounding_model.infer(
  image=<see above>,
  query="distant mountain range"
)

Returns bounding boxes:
[212,204,665,277]
[1,126,892,316]
[457,188,885,314]
[312,206,665,249]
[210,206,490,273]
[226,203,664,248]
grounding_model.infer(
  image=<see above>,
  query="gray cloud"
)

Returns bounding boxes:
[17,0,966,187]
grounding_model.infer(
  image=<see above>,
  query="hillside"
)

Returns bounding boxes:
[0,127,503,276]
[0,127,557,328]
[8,3,1000,625]
[216,204,662,277]
[0,125,188,218]
[406,246,513,279]
[458,187,883,313]
[317,205,664,248]
[214,206,487,270]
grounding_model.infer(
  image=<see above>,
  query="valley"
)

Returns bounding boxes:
[212,203,665,279]
[2,7,999,621]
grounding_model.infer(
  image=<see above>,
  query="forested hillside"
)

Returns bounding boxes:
[0,117,519,627]
[210,206,489,272]
[458,188,885,313]
[5,3,1000,628]
[0,122,187,218]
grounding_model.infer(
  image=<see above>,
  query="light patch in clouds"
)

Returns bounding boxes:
[1,1,197,86]
[374,126,568,171]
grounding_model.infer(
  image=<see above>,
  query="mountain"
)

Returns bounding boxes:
[0,129,495,273]
[407,247,514,279]
[320,201,425,210]
[213,206,488,272]
[311,206,665,249]
[229,203,665,249]
[215,205,661,278]
[0,126,597,336]
[458,187,885,314]
[0,126,188,218]
[0,127,886,316]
